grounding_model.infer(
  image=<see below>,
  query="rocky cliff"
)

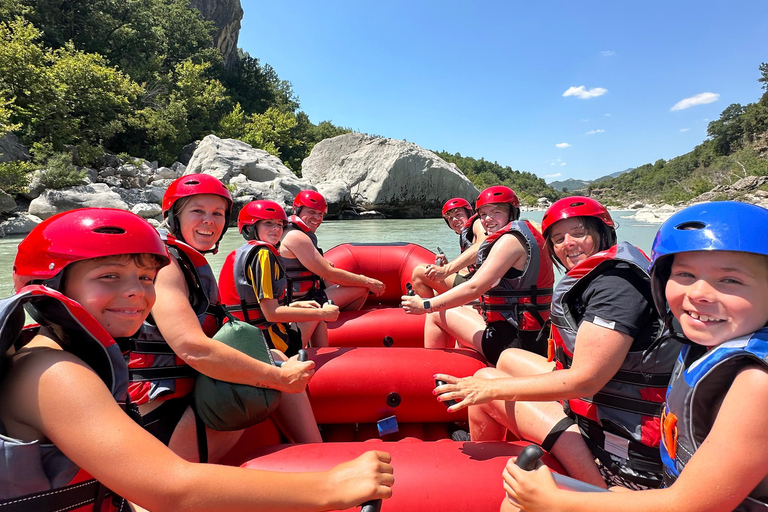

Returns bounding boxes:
[189,0,243,67]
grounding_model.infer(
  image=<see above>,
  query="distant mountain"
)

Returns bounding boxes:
[549,168,633,192]
[549,178,590,192]
[593,168,634,183]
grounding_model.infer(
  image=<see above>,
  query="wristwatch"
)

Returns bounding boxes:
[422,300,431,313]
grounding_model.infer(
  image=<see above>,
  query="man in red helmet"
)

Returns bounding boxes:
[410,197,487,297]
[279,190,386,310]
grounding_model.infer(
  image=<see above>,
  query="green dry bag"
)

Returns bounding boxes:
[194,312,281,431]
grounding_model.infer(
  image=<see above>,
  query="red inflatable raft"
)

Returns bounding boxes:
[219,243,571,510]
[324,243,434,348]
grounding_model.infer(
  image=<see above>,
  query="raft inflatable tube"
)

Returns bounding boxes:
[242,440,565,512]
[306,347,486,425]
[324,243,435,347]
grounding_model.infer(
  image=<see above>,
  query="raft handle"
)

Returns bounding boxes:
[514,445,609,493]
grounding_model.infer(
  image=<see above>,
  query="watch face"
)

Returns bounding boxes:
[423,300,430,310]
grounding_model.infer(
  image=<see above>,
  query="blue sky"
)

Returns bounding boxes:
[239,1,768,182]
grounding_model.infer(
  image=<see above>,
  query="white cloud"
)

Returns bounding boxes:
[605,113,611,116]
[555,142,571,148]
[601,50,616,57]
[680,128,690,132]
[586,129,605,135]
[560,162,567,166]
[545,173,562,179]
[581,118,590,122]
[563,86,608,99]
[670,92,719,111]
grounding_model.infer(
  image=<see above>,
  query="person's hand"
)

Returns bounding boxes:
[434,254,447,266]
[289,300,321,309]
[433,373,499,412]
[277,355,315,393]
[325,451,394,510]
[400,294,428,315]
[502,457,560,512]
[366,278,386,296]
[425,264,449,281]
[321,302,340,321]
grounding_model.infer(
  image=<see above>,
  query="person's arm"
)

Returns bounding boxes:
[152,259,313,393]
[7,348,393,512]
[281,231,385,295]
[434,321,631,411]
[401,233,526,314]
[427,222,488,280]
[502,365,768,512]
[247,249,340,324]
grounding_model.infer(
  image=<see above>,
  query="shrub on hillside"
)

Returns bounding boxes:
[0,160,33,194]
[39,153,85,189]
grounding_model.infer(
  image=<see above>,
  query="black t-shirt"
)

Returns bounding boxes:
[570,263,660,352]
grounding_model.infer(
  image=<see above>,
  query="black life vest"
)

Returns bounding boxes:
[279,216,324,302]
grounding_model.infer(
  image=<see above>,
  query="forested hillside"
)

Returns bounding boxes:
[588,64,768,205]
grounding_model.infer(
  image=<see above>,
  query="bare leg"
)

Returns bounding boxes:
[425,306,486,355]
[295,320,322,347]
[269,350,322,443]
[167,406,243,463]
[308,321,329,347]
[410,264,453,297]
[324,284,369,311]
[469,354,606,487]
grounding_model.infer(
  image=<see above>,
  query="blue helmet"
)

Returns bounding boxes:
[649,201,768,318]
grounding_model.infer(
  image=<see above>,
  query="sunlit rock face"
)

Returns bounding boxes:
[302,133,479,218]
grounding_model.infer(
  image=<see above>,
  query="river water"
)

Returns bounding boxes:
[0,211,660,298]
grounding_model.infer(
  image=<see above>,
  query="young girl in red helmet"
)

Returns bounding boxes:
[502,200,768,512]
[0,208,393,512]
[135,175,320,465]
[219,200,340,352]
[410,197,488,297]
[436,196,679,491]
[401,185,555,364]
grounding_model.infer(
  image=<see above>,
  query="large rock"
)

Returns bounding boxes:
[189,0,243,67]
[0,133,31,163]
[0,213,42,236]
[186,135,312,206]
[301,133,479,217]
[29,183,129,219]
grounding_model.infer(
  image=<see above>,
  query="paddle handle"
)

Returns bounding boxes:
[514,445,609,493]
[405,283,415,296]
[434,379,458,408]
[360,500,382,512]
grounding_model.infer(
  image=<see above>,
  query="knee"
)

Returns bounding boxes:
[412,264,427,282]
[474,366,499,379]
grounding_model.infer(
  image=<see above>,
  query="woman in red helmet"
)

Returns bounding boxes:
[401,186,554,365]
[410,197,488,297]
[138,175,320,464]
[0,208,393,512]
[219,200,340,352]
[434,196,679,490]
[279,190,386,311]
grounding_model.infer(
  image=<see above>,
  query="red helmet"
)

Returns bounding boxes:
[475,186,520,222]
[293,190,327,214]
[13,208,170,291]
[442,198,473,217]
[541,196,615,236]
[238,200,289,234]
[162,174,233,251]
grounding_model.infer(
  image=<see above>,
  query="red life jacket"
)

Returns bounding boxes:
[126,232,222,405]
[0,286,134,512]
[279,215,324,301]
[475,220,554,331]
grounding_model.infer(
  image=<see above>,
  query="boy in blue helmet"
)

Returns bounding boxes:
[501,201,768,512]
